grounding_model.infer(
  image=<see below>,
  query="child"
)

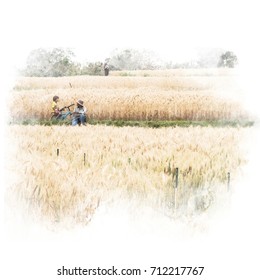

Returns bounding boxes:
[52,95,60,116]
[72,100,87,126]
[51,95,72,120]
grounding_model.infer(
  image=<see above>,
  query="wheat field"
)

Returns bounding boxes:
[9,69,249,122]
[5,69,252,227]
[5,124,248,225]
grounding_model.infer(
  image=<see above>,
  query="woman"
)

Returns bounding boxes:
[72,100,87,126]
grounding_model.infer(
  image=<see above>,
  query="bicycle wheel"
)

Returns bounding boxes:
[50,114,58,121]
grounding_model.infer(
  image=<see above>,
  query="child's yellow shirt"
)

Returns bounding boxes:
[52,101,58,111]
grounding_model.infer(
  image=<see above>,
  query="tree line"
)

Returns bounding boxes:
[20,47,238,77]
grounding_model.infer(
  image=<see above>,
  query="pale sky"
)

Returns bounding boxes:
[1,0,259,69]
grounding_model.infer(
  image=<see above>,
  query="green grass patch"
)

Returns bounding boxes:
[88,119,254,128]
[9,119,255,128]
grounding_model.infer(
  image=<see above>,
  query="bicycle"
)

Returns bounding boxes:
[50,103,75,121]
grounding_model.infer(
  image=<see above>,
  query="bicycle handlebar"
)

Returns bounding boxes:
[60,104,75,111]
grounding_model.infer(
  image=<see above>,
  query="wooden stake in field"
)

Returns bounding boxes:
[227,172,230,191]
[173,167,179,211]
[57,148,59,157]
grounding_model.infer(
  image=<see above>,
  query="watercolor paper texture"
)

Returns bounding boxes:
[1,1,260,280]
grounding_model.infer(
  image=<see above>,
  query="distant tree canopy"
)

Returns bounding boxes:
[109,48,162,70]
[80,61,104,76]
[21,48,162,76]
[22,48,80,77]
[22,48,106,77]
[21,47,238,77]
[218,51,238,68]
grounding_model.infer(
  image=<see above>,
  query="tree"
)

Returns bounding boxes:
[80,61,103,75]
[218,51,238,68]
[22,48,80,77]
[109,48,162,70]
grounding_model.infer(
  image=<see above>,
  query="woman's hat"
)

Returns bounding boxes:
[77,100,84,106]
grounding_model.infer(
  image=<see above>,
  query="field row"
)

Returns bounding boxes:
[13,71,239,91]
[9,78,248,122]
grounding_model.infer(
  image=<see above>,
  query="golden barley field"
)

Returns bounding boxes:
[9,69,249,122]
[5,124,248,225]
[4,69,252,227]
